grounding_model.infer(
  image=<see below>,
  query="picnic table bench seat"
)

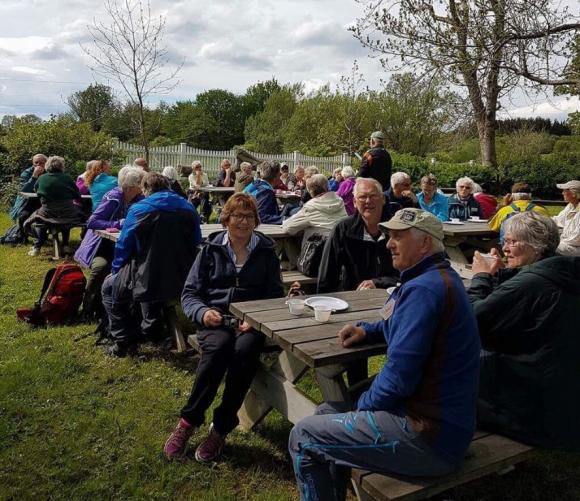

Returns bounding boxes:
[351,432,534,501]
[31,222,86,260]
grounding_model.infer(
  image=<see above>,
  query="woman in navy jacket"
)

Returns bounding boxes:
[164,193,284,462]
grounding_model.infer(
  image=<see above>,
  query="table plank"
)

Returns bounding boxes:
[198,186,235,194]
[19,192,92,200]
[442,221,496,237]
[294,337,387,367]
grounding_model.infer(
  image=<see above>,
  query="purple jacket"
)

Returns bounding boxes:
[74,187,143,268]
[336,177,356,215]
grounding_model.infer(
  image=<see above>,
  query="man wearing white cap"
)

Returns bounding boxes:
[554,180,580,256]
[288,208,481,500]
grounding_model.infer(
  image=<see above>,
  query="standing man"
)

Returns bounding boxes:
[359,131,393,191]
[289,208,481,501]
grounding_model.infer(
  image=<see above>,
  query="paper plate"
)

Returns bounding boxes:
[468,218,489,223]
[304,296,349,312]
[444,221,465,225]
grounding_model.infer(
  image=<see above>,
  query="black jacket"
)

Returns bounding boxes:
[448,194,482,220]
[468,256,580,450]
[317,214,398,292]
[181,231,284,326]
[359,146,392,191]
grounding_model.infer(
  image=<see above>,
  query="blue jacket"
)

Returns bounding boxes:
[10,166,37,220]
[181,230,284,326]
[417,191,449,222]
[243,179,282,225]
[90,173,118,211]
[357,253,481,465]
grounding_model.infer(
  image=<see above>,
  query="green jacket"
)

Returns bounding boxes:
[36,172,80,204]
[468,256,580,450]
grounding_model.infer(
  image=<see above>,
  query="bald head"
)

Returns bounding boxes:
[134,158,149,172]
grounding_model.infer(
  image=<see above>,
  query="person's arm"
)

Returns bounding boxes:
[265,251,285,299]
[86,196,121,230]
[372,275,399,289]
[281,207,310,235]
[558,211,580,249]
[488,207,504,232]
[317,227,341,293]
[181,247,212,326]
[359,151,372,178]
[435,194,449,221]
[552,205,568,228]
[21,170,39,193]
[257,192,283,225]
[110,205,142,273]
[357,285,439,411]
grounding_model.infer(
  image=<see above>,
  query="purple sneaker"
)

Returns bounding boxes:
[164,419,194,460]
[195,424,226,463]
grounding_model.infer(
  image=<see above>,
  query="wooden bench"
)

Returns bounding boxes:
[281,270,317,286]
[31,222,86,260]
[351,432,534,500]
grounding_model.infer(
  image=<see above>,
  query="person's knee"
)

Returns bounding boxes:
[199,329,235,355]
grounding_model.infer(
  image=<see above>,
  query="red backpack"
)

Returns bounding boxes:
[17,263,87,326]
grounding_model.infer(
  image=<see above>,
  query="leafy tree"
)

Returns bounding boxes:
[163,101,218,149]
[67,84,118,132]
[195,90,246,149]
[352,0,580,170]
[242,79,282,118]
[1,115,42,128]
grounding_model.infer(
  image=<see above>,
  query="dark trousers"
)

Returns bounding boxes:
[101,274,166,345]
[189,191,212,221]
[82,256,110,319]
[181,327,265,435]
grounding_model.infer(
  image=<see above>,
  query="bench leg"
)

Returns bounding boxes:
[50,228,62,260]
[164,305,187,352]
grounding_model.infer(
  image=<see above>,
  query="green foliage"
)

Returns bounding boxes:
[67,84,119,132]
[0,115,115,177]
[195,89,246,149]
[0,177,19,212]
[163,101,219,149]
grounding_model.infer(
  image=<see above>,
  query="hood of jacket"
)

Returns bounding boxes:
[302,191,346,217]
[244,179,272,198]
[134,189,197,214]
[522,255,580,296]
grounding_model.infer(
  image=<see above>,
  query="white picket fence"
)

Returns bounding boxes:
[114,141,349,179]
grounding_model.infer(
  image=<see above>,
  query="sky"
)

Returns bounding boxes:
[0,0,578,122]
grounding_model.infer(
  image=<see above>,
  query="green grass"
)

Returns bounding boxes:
[1,212,580,500]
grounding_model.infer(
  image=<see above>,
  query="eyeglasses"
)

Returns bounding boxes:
[458,185,472,190]
[355,194,382,202]
[503,238,523,248]
[230,213,255,222]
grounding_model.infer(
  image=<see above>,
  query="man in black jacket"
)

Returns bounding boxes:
[318,177,398,293]
[359,131,393,191]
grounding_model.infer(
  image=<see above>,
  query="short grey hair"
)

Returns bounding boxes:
[304,165,319,178]
[306,174,329,197]
[391,171,411,188]
[353,177,383,197]
[341,166,355,179]
[118,166,145,189]
[191,160,202,169]
[162,166,178,181]
[503,212,560,259]
[45,156,65,173]
[472,183,483,194]
[258,160,280,182]
[456,176,475,190]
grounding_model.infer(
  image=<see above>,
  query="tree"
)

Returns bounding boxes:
[195,90,246,149]
[242,79,282,118]
[83,0,182,159]
[163,101,218,149]
[352,0,580,171]
[67,84,118,132]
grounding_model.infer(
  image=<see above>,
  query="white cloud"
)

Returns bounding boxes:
[500,96,579,121]
[11,66,52,76]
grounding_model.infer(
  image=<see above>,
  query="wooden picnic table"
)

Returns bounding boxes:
[442,221,497,264]
[197,186,235,194]
[229,289,388,428]
[275,190,301,203]
[19,192,92,200]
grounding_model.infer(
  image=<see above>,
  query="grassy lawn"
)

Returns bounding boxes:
[1,211,579,500]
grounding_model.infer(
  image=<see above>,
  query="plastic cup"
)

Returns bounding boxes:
[470,216,480,221]
[314,305,332,322]
[451,218,460,223]
[286,299,306,316]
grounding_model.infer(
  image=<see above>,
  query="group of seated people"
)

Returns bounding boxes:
[7,149,580,498]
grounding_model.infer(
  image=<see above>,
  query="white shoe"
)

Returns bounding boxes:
[27,247,40,257]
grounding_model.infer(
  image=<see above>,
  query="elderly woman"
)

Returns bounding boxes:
[448,176,483,220]
[74,166,145,319]
[24,156,84,256]
[86,160,118,211]
[164,193,284,462]
[216,158,235,187]
[234,161,254,192]
[328,167,343,192]
[553,180,580,256]
[468,212,580,450]
[336,166,357,215]
[76,160,93,196]
[188,161,211,223]
[287,165,306,191]
[416,174,449,222]
[162,166,187,199]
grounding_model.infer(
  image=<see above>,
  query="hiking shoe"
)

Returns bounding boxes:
[27,246,40,256]
[164,419,194,460]
[195,424,226,463]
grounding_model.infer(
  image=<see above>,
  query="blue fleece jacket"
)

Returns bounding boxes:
[417,191,449,222]
[243,179,282,224]
[357,253,481,465]
[111,190,201,273]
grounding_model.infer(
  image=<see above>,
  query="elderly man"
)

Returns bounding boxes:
[448,177,483,221]
[318,178,398,293]
[133,157,149,172]
[553,180,580,256]
[243,161,283,224]
[289,208,481,501]
[359,131,393,191]
[101,172,202,357]
[234,161,254,192]
[386,171,419,212]
[281,174,347,270]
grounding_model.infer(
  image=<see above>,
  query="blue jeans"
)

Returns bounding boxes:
[288,402,455,501]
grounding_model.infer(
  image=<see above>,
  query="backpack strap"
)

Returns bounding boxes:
[36,268,57,305]
[525,203,536,212]
[509,203,520,212]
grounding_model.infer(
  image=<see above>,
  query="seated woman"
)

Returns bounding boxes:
[162,166,187,199]
[473,182,497,219]
[24,156,85,256]
[234,162,254,192]
[468,212,580,450]
[448,176,483,220]
[76,161,93,196]
[336,166,356,215]
[328,167,343,192]
[188,161,211,222]
[416,174,449,221]
[553,180,580,256]
[74,166,145,319]
[164,193,284,462]
[86,160,118,211]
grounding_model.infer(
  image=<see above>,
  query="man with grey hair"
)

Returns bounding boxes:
[234,161,254,193]
[318,177,397,293]
[553,180,580,256]
[289,208,481,499]
[386,171,419,212]
[360,130,393,191]
[243,160,283,224]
